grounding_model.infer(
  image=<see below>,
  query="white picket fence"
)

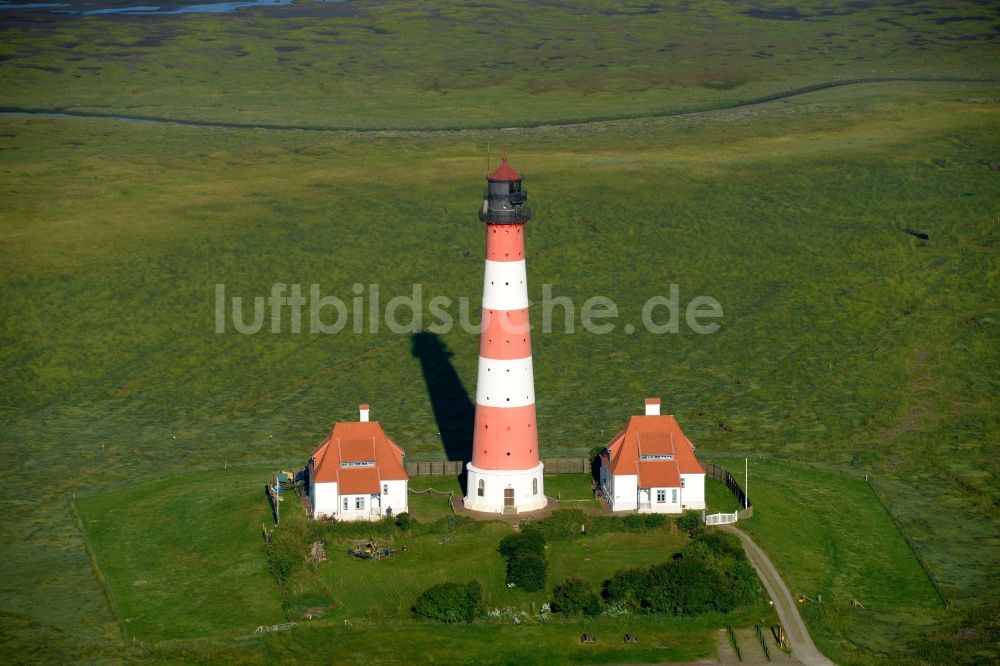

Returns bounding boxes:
[705,511,739,525]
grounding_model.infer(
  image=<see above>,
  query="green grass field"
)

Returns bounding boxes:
[2,1,999,663]
[76,468,738,663]
[1,1,997,129]
[75,467,284,641]
[712,458,946,664]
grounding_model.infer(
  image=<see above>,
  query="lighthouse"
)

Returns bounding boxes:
[464,157,546,514]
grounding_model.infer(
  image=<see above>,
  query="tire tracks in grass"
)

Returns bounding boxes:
[2,77,997,135]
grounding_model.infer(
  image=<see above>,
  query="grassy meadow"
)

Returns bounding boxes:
[76,467,745,664]
[1,1,998,129]
[715,458,947,664]
[1,1,999,663]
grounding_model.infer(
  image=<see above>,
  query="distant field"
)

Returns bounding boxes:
[1,1,997,129]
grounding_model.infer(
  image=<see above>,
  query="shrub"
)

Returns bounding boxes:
[506,552,547,591]
[498,529,545,559]
[395,512,410,532]
[599,528,759,616]
[412,580,484,623]
[692,528,744,559]
[678,510,703,534]
[525,509,589,539]
[643,513,668,528]
[622,512,669,530]
[498,529,548,591]
[602,567,649,607]
[622,513,646,529]
[551,576,602,616]
[265,514,316,584]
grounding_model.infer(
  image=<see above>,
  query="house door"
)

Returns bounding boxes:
[504,488,514,507]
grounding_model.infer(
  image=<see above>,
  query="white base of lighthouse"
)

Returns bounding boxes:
[464,463,546,514]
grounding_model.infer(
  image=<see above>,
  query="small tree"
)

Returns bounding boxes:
[506,552,547,591]
[551,576,602,616]
[412,580,484,623]
[602,567,648,607]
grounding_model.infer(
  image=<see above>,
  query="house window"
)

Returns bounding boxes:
[532,478,538,495]
[383,483,389,495]
[681,478,686,488]
[656,489,666,503]
[640,454,673,461]
[671,489,678,503]
[342,497,348,511]
[478,479,485,497]
[355,496,365,510]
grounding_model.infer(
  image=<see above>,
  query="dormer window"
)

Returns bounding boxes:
[640,454,673,461]
[341,460,375,468]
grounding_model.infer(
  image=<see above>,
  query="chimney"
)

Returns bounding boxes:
[359,403,370,422]
[644,397,661,416]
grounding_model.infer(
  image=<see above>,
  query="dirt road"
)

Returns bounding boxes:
[721,525,836,666]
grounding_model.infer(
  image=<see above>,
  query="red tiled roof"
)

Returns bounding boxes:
[602,413,704,488]
[488,156,521,181]
[339,467,381,494]
[309,420,408,487]
[340,438,375,463]
[638,460,680,488]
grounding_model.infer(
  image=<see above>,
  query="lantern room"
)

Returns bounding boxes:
[480,156,532,224]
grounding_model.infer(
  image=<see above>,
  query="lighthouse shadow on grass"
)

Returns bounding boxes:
[410,332,474,494]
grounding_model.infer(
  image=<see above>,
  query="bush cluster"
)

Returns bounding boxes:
[623,512,668,529]
[602,529,758,616]
[551,576,602,616]
[412,580,484,623]
[677,510,703,534]
[498,529,547,591]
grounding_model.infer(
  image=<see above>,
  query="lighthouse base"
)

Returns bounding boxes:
[463,462,546,514]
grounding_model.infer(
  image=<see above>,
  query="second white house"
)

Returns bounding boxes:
[600,398,705,513]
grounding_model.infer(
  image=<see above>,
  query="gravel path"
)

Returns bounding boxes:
[721,525,836,666]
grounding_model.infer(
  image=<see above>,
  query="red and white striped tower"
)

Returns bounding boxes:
[464,157,546,514]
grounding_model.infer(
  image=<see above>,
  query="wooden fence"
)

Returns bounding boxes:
[702,461,753,520]
[404,457,589,477]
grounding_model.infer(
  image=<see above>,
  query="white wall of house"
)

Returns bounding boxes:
[336,493,374,521]
[378,479,408,517]
[311,480,339,519]
[641,486,678,513]
[680,473,706,510]
[311,481,409,521]
[606,471,638,511]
